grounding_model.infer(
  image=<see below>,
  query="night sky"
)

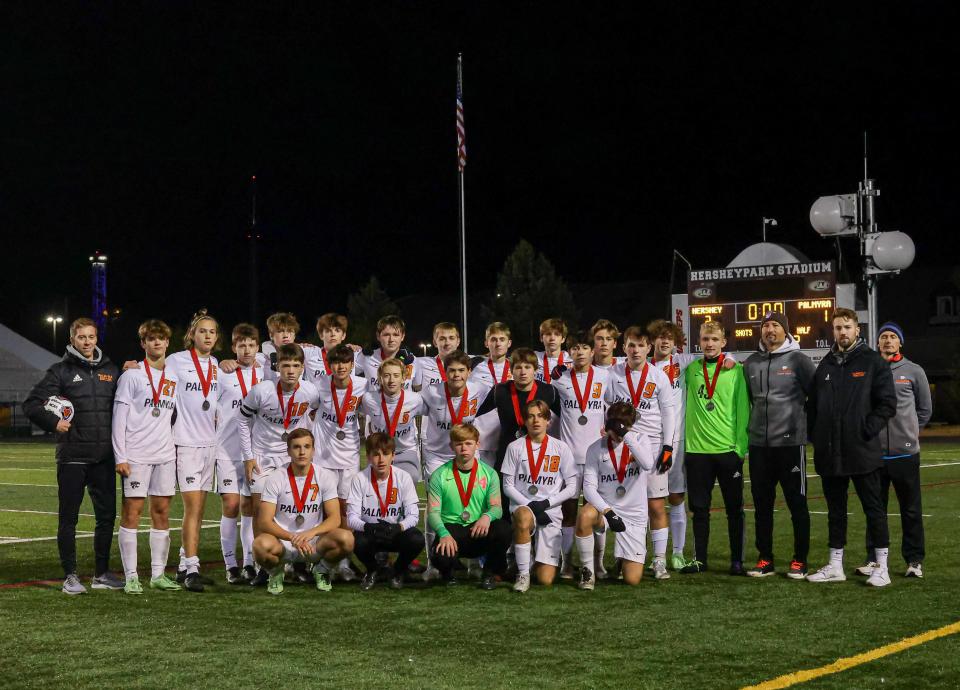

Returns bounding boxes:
[3,4,957,354]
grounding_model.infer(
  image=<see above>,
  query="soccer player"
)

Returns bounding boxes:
[468,321,513,387]
[259,312,309,380]
[501,400,578,592]
[112,319,181,594]
[216,323,264,583]
[304,312,361,383]
[743,312,816,579]
[360,357,426,482]
[576,402,656,589]
[413,321,463,389]
[535,318,569,384]
[589,319,622,370]
[253,429,354,595]
[346,433,424,590]
[680,321,750,576]
[427,423,511,589]
[806,309,896,587]
[356,314,419,393]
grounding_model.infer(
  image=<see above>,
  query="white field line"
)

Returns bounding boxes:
[0,508,216,524]
[0,523,221,545]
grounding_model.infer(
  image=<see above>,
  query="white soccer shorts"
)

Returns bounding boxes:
[319,467,356,500]
[647,468,669,499]
[216,457,248,496]
[280,536,323,564]
[176,446,216,493]
[248,454,289,495]
[667,441,686,495]
[613,519,648,565]
[510,505,564,567]
[123,459,176,498]
[392,449,421,484]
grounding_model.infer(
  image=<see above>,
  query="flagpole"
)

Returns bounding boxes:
[456,54,469,348]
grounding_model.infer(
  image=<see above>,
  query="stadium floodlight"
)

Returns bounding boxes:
[868,231,915,271]
[809,195,859,237]
[420,343,429,356]
[45,315,63,351]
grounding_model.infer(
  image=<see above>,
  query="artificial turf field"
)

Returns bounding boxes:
[1,440,959,689]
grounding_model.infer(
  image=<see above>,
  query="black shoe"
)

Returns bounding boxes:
[191,572,214,586]
[241,565,257,581]
[390,572,405,590]
[444,574,459,587]
[680,560,707,574]
[292,562,313,584]
[226,566,245,584]
[729,561,746,576]
[360,572,378,591]
[183,572,205,592]
[249,568,269,587]
[479,574,497,591]
[175,568,187,583]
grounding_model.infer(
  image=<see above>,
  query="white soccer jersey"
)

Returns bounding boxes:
[360,390,426,456]
[534,350,570,383]
[420,381,492,474]
[468,358,511,387]
[303,346,361,385]
[345,468,420,530]
[260,462,339,533]
[312,374,368,471]
[240,380,320,460]
[112,364,177,465]
[582,432,655,523]
[165,350,219,447]
[604,362,676,448]
[592,356,624,371]
[216,364,263,463]
[357,349,420,392]
[415,354,458,388]
[501,435,578,524]
[552,365,610,463]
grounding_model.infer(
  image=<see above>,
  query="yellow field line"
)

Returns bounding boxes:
[743,620,960,689]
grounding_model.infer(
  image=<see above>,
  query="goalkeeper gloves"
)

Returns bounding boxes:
[655,445,673,474]
[604,510,627,533]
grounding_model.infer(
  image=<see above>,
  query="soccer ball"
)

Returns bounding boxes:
[44,396,75,422]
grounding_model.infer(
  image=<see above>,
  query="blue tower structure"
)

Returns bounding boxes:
[89,251,108,336]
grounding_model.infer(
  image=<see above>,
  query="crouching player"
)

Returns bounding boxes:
[576,402,656,589]
[253,429,354,595]
[501,400,578,592]
[346,433,424,590]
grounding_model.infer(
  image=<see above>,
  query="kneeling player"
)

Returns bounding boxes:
[576,402,656,589]
[346,433,424,590]
[502,400,578,592]
[253,429,354,595]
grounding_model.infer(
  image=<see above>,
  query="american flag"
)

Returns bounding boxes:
[456,59,467,171]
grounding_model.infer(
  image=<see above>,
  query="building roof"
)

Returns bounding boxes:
[727,242,810,267]
[0,323,58,402]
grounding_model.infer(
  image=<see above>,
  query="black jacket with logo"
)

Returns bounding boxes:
[23,346,119,464]
[806,339,896,477]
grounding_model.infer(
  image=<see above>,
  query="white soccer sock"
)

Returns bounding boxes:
[185,555,200,575]
[829,548,844,567]
[220,516,238,569]
[651,527,668,560]
[669,502,687,554]
[178,545,186,570]
[594,531,606,565]
[339,557,351,569]
[561,526,574,563]
[576,536,594,573]
[149,529,171,579]
[875,547,889,570]
[118,527,138,579]
[240,516,255,567]
[514,542,532,574]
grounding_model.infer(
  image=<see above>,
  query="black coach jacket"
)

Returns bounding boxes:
[23,345,119,464]
[806,339,896,477]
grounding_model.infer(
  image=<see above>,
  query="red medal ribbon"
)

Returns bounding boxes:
[488,359,510,383]
[665,355,676,386]
[276,382,300,431]
[236,366,257,398]
[570,366,594,415]
[143,360,166,408]
[445,384,470,425]
[625,362,650,408]
[331,378,353,429]
[380,390,405,438]
[701,354,725,402]
[190,348,214,402]
[509,381,538,427]
[525,436,549,485]
[453,460,479,513]
[320,347,331,375]
[287,463,315,518]
[370,467,394,518]
[436,356,447,382]
[543,351,564,376]
[607,438,631,484]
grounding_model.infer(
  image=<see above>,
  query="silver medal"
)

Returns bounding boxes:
[336,430,346,441]
[615,485,626,497]
[578,415,588,425]
[295,514,305,526]
[460,511,470,521]
[281,432,289,441]
[515,429,524,439]
[201,400,210,411]
[528,485,538,495]
[151,408,161,418]
[705,401,716,411]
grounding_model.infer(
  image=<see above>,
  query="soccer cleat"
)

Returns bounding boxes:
[786,560,808,580]
[360,572,378,591]
[747,559,775,578]
[91,572,125,590]
[866,567,891,587]
[335,561,357,583]
[905,562,924,578]
[422,565,442,582]
[652,558,671,580]
[513,572,531,593]
[249,568,269,587]
[226,566,245,584]
[124,576,144,595]
[560,555,575,580]
[479,574,497,590]
[407,559,426,575]
[149,574,181,591]
[806,563,846,583]
[595,557,609,580]
[729,561,746,576]
[62,573,87,595]
[241,565,257,581]
[267,571,284,595]
[680,560,706,574]
[578,567,596,591]
[183,572,205,592]
[313,570,333,592]
[855,561,879,577]
[175,569,187,584]
[292,562,314,584]
[193,572,215,586]
[669,553,688,571]
[390,572,405,590]
[467,559,483,580]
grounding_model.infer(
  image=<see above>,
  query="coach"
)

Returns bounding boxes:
[805,308,896,587]
[23,317,122,595]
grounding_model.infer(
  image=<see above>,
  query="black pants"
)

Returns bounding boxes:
[57,461,116,576]
[820,469,889,551]
[353,526,424,574]
[865,454,924,564]
[430,520,512,577]
[686,452,745,565]
[749,445,810,563]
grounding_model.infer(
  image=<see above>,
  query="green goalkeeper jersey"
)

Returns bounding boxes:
[427,459,503,538]
[684,356,750,458]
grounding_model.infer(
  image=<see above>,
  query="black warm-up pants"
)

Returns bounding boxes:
[353,526,425,574]
[57,460,117,576]
[686,452,745,565]
[430,520,512,577]
[748,445,810,563]
[864,454,924,564]
[820,469,890,551]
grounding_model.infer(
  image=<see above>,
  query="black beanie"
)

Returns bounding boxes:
[761,311,789,332]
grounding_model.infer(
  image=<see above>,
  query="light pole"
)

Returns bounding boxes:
[46,315,63,351]
[419,343,429,356]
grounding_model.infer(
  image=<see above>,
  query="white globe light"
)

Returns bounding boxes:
[809,195,853,236]
[872,231,915,270]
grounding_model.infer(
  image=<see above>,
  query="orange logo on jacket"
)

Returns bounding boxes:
[851,371,866,378]
[98,373,114,382]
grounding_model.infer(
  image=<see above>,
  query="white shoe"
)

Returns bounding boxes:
[422,565,442,582]
[560,555,575,580]
[578,567,595,591]
[652,558,671,581]
[855,561,879,576]
[867,567,891,587]
[905,562,924,578]
[806,563,847,583]
[595,556,609,580]
[513,572,531,593]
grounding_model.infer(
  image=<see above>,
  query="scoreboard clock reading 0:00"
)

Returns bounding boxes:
[686,261,836,353]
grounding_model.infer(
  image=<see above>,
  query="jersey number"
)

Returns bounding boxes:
[591,383,602,399]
